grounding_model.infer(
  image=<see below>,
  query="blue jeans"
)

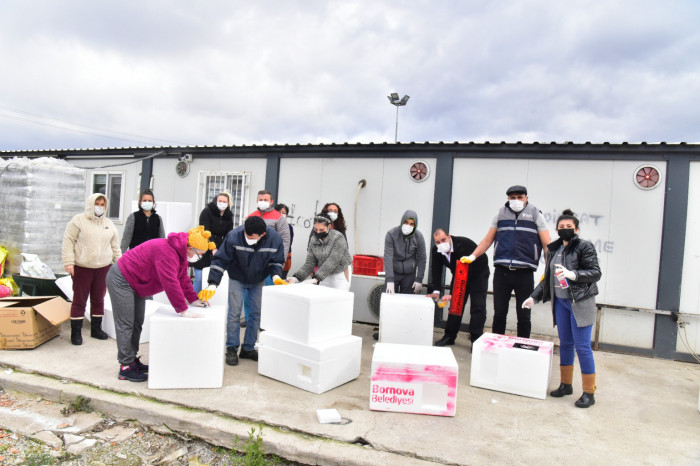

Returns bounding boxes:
[227,279,263,351]
[242,276,272,322]
[554,297,595,374]
[193,268,203,294]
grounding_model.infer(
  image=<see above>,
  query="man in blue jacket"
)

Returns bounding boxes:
[199,216,285,366]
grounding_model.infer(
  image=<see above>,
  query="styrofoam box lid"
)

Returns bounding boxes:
[380,293,434,309]
[474,332,554,355]
[150,304,226,323]
[260,331,361,360]
[372,342,458,367]
[263,284,354,304]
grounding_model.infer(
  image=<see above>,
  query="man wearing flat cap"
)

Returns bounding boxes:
[463,185,550,338]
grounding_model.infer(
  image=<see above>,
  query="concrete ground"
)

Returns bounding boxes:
[0,321,698,465]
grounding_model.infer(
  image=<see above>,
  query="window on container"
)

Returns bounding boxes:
[91,172,124,222]
[199,171,250,228]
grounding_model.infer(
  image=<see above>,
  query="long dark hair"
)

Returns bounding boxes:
[321,202,346,235]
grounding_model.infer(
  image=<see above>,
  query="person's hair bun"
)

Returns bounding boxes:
[561,209,576,217]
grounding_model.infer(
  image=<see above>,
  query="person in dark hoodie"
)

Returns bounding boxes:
[383,210,427,295]
[427,228,490,347]
[191,192,234,294]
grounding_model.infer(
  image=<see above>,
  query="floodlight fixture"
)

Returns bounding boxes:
[387,92,410,142]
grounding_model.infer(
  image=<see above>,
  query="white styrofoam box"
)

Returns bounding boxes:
[470,333,554,400]
[260,284,354,344]
[148,305,226,389]
[131,201,193,236]
[316,409,341,424]
[258,333,362,394]
[370,343,458,417]
[55,274,73,300]
[378,294,434,346]
[200,268,229,307]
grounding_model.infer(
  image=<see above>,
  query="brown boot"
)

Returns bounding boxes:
[575,373,596,408]
[550,365,574,397]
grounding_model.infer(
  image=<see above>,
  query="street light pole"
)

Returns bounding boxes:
[387,92,410,143]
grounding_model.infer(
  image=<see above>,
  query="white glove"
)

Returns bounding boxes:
[179,310,204,318]
[413,282,422,293]
[460,255,476,264]
[287,276,299,284]
[522,297,535,309]
[309,278,319,285]
[555,265,577,281]
[385,282,395,294]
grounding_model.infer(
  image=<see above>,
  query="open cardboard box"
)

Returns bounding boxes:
[0,296,71,349]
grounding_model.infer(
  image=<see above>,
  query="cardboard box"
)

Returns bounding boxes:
[379,294,434,346]
[0,296,71,349]
[258,333,362,394]
[148,304,226,389]
[261,284,354,344]
[470,333,554,400]
[370,343,459,417]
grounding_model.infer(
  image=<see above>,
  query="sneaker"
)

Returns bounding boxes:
[239,348,258,361]
[134,356,149,374]
[226,347,239,366]
[118,362,147,382]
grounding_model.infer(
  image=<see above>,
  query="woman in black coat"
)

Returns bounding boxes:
[192,192,234,293]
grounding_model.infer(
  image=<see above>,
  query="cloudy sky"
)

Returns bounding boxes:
[1,1,699,150]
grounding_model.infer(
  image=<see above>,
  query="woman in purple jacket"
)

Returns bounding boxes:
[106,226,214,382]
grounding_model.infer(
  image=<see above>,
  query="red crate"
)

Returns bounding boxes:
[352,255,384,276]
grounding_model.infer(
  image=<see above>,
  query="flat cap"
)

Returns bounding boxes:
[506,185,527,195]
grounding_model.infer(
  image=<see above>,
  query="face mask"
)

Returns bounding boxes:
[315,231,329,239]
[140,201,153,211]
[257,201,270,210]
[245,236,259,246]
[509,199,524,212]
[558,228,576,241]
[217,202,228,211]
[327,212,338,222]
[437,241,451,254]
[94,206,105,217]
[401,224,414,235]
[188,251,202,263]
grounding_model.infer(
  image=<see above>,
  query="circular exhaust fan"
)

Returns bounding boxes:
[367,283,384,320]
[633,165,661,190]
[409,161,430,182]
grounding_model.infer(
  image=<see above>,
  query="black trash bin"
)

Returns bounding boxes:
[11,273,69,299]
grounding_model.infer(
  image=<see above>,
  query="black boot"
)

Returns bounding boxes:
[575,392,595,408]
[434,335,455,346]
[70,320,83,346]
[550,383,573,397]
[90,317,109,340]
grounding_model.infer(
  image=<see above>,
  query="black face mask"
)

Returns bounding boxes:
[315,231,329,239]
[558,228,576,241]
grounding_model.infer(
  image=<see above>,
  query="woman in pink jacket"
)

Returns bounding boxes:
[105,226,214,382]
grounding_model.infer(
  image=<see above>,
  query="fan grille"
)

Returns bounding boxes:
[367,283,384,319]
[634,165,661,190]
[409,161,430,182]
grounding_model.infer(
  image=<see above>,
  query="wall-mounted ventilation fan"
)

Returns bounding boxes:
[633,165,661,190]
[409,161,430,182]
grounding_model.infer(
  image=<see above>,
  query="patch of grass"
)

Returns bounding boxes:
[231,425,276,466]
[23,444,57,465]
[60,395,93,416]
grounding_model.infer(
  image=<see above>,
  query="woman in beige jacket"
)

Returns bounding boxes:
[62,193,122,345]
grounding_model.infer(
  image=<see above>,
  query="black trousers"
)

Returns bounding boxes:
[492,266,534,338]
[388,272,416,294]
[444,270,489,343]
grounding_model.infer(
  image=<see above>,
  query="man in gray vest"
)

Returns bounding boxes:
[463,185,550,338]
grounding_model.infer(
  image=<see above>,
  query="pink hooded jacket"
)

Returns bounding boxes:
[117,232,198,312]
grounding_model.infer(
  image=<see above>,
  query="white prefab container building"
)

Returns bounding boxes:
[3,141,698,362]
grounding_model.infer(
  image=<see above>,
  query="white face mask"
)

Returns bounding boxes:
[509,199,525,212]
[140,201,153,211]
[94,206,105,217]
[437,241,451,254]
[401,224,414,235]
[188,251,202,263]
[217,202,228,211]
[327,211,338,222]
[245,236,259,246]
[257,200,270,210]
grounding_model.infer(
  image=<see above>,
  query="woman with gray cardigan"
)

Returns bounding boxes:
[288,214,352,290]
[523,209,602,408]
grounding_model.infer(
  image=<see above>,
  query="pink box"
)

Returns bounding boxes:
[369,343,458,417]
[470,333,554,399]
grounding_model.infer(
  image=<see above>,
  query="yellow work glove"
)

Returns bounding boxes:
[272,275,287,285]
[198,284,217,301]
[460,254,476,264]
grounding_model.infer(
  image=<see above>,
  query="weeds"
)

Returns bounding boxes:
[231,425,276,465]
[60,395,93,416]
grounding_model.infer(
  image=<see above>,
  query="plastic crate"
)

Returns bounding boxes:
[352,255,384,276]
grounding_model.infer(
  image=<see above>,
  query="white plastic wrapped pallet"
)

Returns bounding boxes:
[0,157,85,274]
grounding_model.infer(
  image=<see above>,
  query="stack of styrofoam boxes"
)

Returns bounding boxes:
[258,284,362,394]
[148,304,226,389]
[55,275,159,344]
[370,343,459,416]
[470,333,554,399]
[378,294,434,346]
